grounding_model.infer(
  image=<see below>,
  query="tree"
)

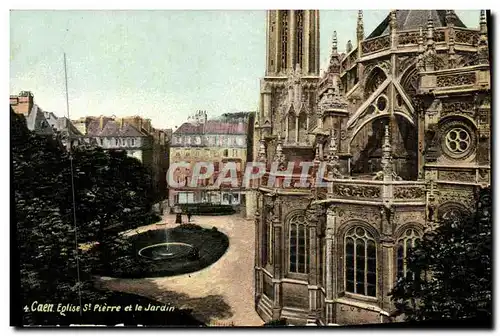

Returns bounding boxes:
[390,187,492,322]
[12,110,101,325]
[68,146,159,275]
[12,108,160,325]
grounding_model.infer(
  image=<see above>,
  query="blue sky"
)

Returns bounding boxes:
[10,10,481,130]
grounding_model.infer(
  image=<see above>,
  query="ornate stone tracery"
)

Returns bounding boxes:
[436,72,476,87]
[439,119,477,160]
[361,35,391,54]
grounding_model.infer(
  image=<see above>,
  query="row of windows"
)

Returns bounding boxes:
[173,148,242,158]
[262,215,421,299]
[172,135,246,147]
[114,138,136,146]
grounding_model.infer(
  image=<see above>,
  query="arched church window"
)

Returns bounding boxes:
[280,11,289,71]
[296,10,304,67]
[298,112,307,130]
[262,215,268,264]
[345,226,377,297]
[288,112,296,141]
[437,202,469,227]
[365,67,387,99]
[400,65,419,107]
[289,213,308,273]
[396,228,421,280]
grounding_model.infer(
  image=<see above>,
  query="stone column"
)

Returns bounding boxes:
[285,117,289,142]
[324,206,338,325]
[271,197,283,320]
[380,235,395,311]
[306,224,318,325]
[295,117,299,143]
[254,208,262,305]
[379,205,395,312]
[262,88,272,122]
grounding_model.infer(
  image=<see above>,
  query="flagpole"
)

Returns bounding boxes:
[65,52,83,316]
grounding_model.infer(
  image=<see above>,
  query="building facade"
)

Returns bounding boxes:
[169,110,251,207]
[253,10,491,325]
[74,115,170,200]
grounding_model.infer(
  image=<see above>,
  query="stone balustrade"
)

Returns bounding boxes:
[360,35,391,56]
[420,64,490,94]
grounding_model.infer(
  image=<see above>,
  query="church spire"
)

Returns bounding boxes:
[445,10,455,26]
[332,31,338,55]
[426,11,434,42]
[417,26,424,71]
[381,124,394,180]
[389,10,397,33]
[478,10,489,64]
[356,10,364,43]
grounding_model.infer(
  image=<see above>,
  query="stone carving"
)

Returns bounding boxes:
[326,206,337,217]
[439,170,476,183]
[325,131,343,179]
[395,211,425,226]
[437,202,470,224]
[454,30,479,45]
[361,35,390,54]
[318,85,348,113]
[441,100,475,115]
[436,72,476,87]
[330,184,381,199]
[273,133,287,171]
[439,188,475,209]
[478,169,490,183]
[338,205,381,225]
[257,139,267,163]
[380,205,396,236]
[433,30,445,42]
[398,32,420,45]
[305,202,326,236]
[393,186,426,199]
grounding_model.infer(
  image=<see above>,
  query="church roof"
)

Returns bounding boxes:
[367,10,467,39]
[174,120,247,135]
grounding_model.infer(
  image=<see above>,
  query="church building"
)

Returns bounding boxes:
[252,10,491,325]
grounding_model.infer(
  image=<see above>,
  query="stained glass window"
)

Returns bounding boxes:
[345,226,377,297]
[396,228,420,280]
[289,213,309,273]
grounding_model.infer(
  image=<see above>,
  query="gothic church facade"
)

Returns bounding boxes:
[252,10,491,325]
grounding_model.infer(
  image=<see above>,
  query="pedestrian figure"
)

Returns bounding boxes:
[187,212,192,223]
[174,205,182,224]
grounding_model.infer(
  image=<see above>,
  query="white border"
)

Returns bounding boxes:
[3,2,498,336]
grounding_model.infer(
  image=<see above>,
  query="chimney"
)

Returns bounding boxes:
[99,116,105,129]
[120,118,124,129]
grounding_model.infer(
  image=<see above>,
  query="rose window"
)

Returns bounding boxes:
[445,128,471,153]
[440,120,476,160]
